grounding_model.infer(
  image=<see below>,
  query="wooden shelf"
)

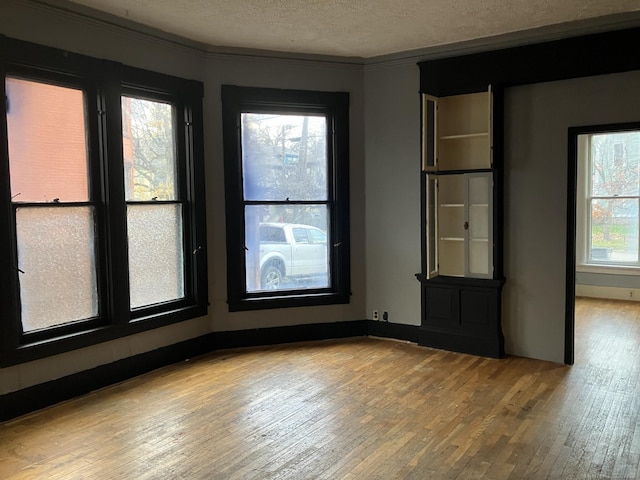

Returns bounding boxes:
[440,132,489,140]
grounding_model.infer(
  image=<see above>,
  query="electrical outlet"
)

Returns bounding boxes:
[630,291,634,299]
[382,311,389,322]
[373,310,379,321]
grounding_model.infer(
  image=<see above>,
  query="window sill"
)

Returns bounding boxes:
[229,291,350,312]
[576,263,640,276]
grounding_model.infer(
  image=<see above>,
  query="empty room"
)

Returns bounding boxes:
[1,0,640,478]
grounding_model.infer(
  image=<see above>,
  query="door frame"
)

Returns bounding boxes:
[566,122,640,365]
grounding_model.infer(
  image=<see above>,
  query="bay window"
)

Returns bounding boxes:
[0,37,207,365]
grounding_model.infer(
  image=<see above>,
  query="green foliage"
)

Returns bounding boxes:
[124,97,176,201]
[591,224,636,249]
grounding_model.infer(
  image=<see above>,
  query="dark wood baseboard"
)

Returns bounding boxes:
[417,328,503,359]
[367,320,420,343]
[4,319,420,422]
[211,320,368,350]
[0,334,214,423]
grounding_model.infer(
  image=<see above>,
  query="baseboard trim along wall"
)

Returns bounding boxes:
[368,321,420,343]
[576,285,640,301]
[0,320,419,422]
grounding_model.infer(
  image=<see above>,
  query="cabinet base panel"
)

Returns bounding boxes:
[418,328,504,359]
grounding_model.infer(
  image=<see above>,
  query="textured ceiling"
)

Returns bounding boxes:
[66,0,640,58]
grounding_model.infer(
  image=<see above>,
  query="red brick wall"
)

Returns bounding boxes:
[6,78,89,203]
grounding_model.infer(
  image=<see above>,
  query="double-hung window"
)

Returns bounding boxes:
[7,76,99,334]
[0,37,207,365]
[221,86,350,311]
[122,89,192,314]
[576,123,640,268]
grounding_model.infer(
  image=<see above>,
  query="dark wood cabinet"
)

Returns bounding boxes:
[417,68,505,358]
[417,276,504,358]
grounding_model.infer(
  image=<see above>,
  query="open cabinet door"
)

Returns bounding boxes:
[426,174,439,279]
[422,95,438,172]
[423,93,439,279]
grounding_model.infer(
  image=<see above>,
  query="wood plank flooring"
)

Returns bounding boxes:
[1,297,639,479]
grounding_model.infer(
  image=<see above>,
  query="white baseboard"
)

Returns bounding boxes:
[576,284,640,301]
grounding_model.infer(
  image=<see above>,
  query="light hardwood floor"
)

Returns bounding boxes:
[1,297,639,479]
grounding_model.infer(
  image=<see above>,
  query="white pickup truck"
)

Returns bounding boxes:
[258,223,329,290]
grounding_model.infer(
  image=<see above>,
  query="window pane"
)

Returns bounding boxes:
[16,206,98,332]
[241,113,327,201]
[245,205,329,292]
[127,204,184,308]
[122,97,177,201]
[6,77,89,202]
[590,198,639,263]
[591,132,640,197]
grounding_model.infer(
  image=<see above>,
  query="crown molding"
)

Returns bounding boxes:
[365,11,640,70]
[23,0,209,55]
[21,0,364,67]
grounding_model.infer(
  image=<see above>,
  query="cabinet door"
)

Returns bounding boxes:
[426,174,439,278]
[466,173,493,278]
[422,95,438,172]
[438,174,465,277]
[427,172,493,279]
[425,286,459,327]
[460,288,496,330]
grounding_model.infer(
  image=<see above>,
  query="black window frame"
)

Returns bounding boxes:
[221,85,350,311]
[0,36,208,366]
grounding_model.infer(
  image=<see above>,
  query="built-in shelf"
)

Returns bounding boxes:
[420,88,501,351]
[419,66,504,359]
[440,132,489,140]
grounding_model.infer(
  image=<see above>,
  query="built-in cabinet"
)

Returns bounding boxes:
[417,85,505,358]
[415,26,640,365]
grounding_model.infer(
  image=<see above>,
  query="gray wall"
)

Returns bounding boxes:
[503,71,640,363]
[363,62,422,327]
[0,0,366,395]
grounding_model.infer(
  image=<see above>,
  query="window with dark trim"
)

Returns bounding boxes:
[0,37,208,366]
[221,86,350,311]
